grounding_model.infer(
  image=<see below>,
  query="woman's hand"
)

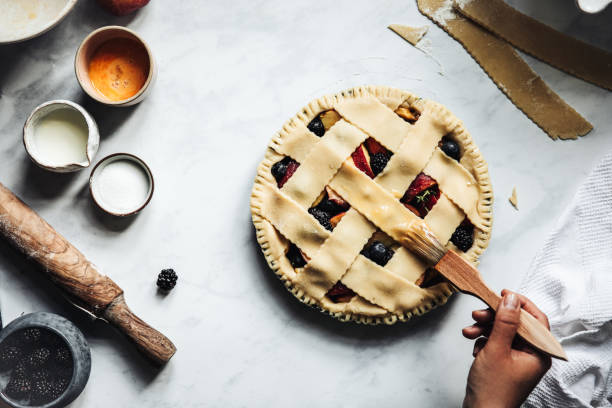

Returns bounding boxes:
[462,290,552,408]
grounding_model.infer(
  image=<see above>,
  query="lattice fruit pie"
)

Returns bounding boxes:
[251,86,493,324]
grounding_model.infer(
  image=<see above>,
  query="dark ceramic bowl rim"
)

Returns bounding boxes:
[89,152,155,217]
[0,317,78,408]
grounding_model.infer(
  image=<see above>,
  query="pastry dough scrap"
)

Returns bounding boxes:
[455,0,612,91]
[416,0,593,140]
[388,24,429,46]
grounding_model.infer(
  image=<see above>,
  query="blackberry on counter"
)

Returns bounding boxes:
[26,347,51,368]
[4,376,31,399]
[157,269,178,291]
[450,223,474,252]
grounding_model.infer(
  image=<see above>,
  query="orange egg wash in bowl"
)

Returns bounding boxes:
[75,26,156,107]
[88,37,149,102]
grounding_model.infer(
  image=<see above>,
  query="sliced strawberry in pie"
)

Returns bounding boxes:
[326,282,356,303]
[364,137,388,156]
[351,144,375,178]
[271,157,300,188]
[401,173,441,218]
[278,160,300,188]
[324,186,349,211]
[403,173,437,202]
[404,203,421,217]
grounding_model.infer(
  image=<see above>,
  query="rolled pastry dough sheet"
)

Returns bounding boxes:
[455,0,612,91]
[416,0,592,140]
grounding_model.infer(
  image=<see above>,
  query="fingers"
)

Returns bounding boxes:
[501,289,550,329]
[486,292,521,356]
[472,308,494,324]
[473,337,487,357]
[462,323,492,340]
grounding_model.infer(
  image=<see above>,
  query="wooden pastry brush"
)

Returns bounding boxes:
[400,219,567,361]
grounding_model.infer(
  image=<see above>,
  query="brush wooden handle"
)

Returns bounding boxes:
[436,251,567,361]
[0,182,176,365]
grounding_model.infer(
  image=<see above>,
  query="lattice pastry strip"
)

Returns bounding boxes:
[384,247,428,282]
[376,104,456,194]
[328,161,424,247]
[295,209,377,299]
[342,256,444,313]
[424,194,466,244]
[424,148,484,229]
[255,181,330,257]
[282,120,368,207]
[272,122,319,163]
[335,95,411,151]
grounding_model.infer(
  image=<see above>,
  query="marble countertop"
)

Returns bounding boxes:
[1,0,611,406]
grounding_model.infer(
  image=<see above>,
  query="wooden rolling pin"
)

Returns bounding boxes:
[0,182,176,365]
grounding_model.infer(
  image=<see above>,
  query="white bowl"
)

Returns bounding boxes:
[89,153,155,216]
[0,0,78,44]
[23,100,99,173]
[576,0,612,13]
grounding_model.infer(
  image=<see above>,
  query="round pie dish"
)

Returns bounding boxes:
[251,86,493,325]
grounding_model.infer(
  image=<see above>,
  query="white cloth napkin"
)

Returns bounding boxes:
[520,153,612,407]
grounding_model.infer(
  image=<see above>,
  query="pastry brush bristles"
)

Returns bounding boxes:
[401,220,447,264]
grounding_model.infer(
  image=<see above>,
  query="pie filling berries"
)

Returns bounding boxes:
[401,173,441,218]
[450,219,475,252]
[394,105,421,124]
[157,268,178,291]
[286,243,307,268]
[415,268,446,288]
[326,282,356,303]
[439,135,461,161]
[307,116,325,137]
[308,187,350,231]
[271,156,300,188]
[0,328,73,405]
[352,137,392,178]
[361,241,394,267]
[308,110,342,137]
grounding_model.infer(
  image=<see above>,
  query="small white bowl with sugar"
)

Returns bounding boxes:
[89,153,154,217]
